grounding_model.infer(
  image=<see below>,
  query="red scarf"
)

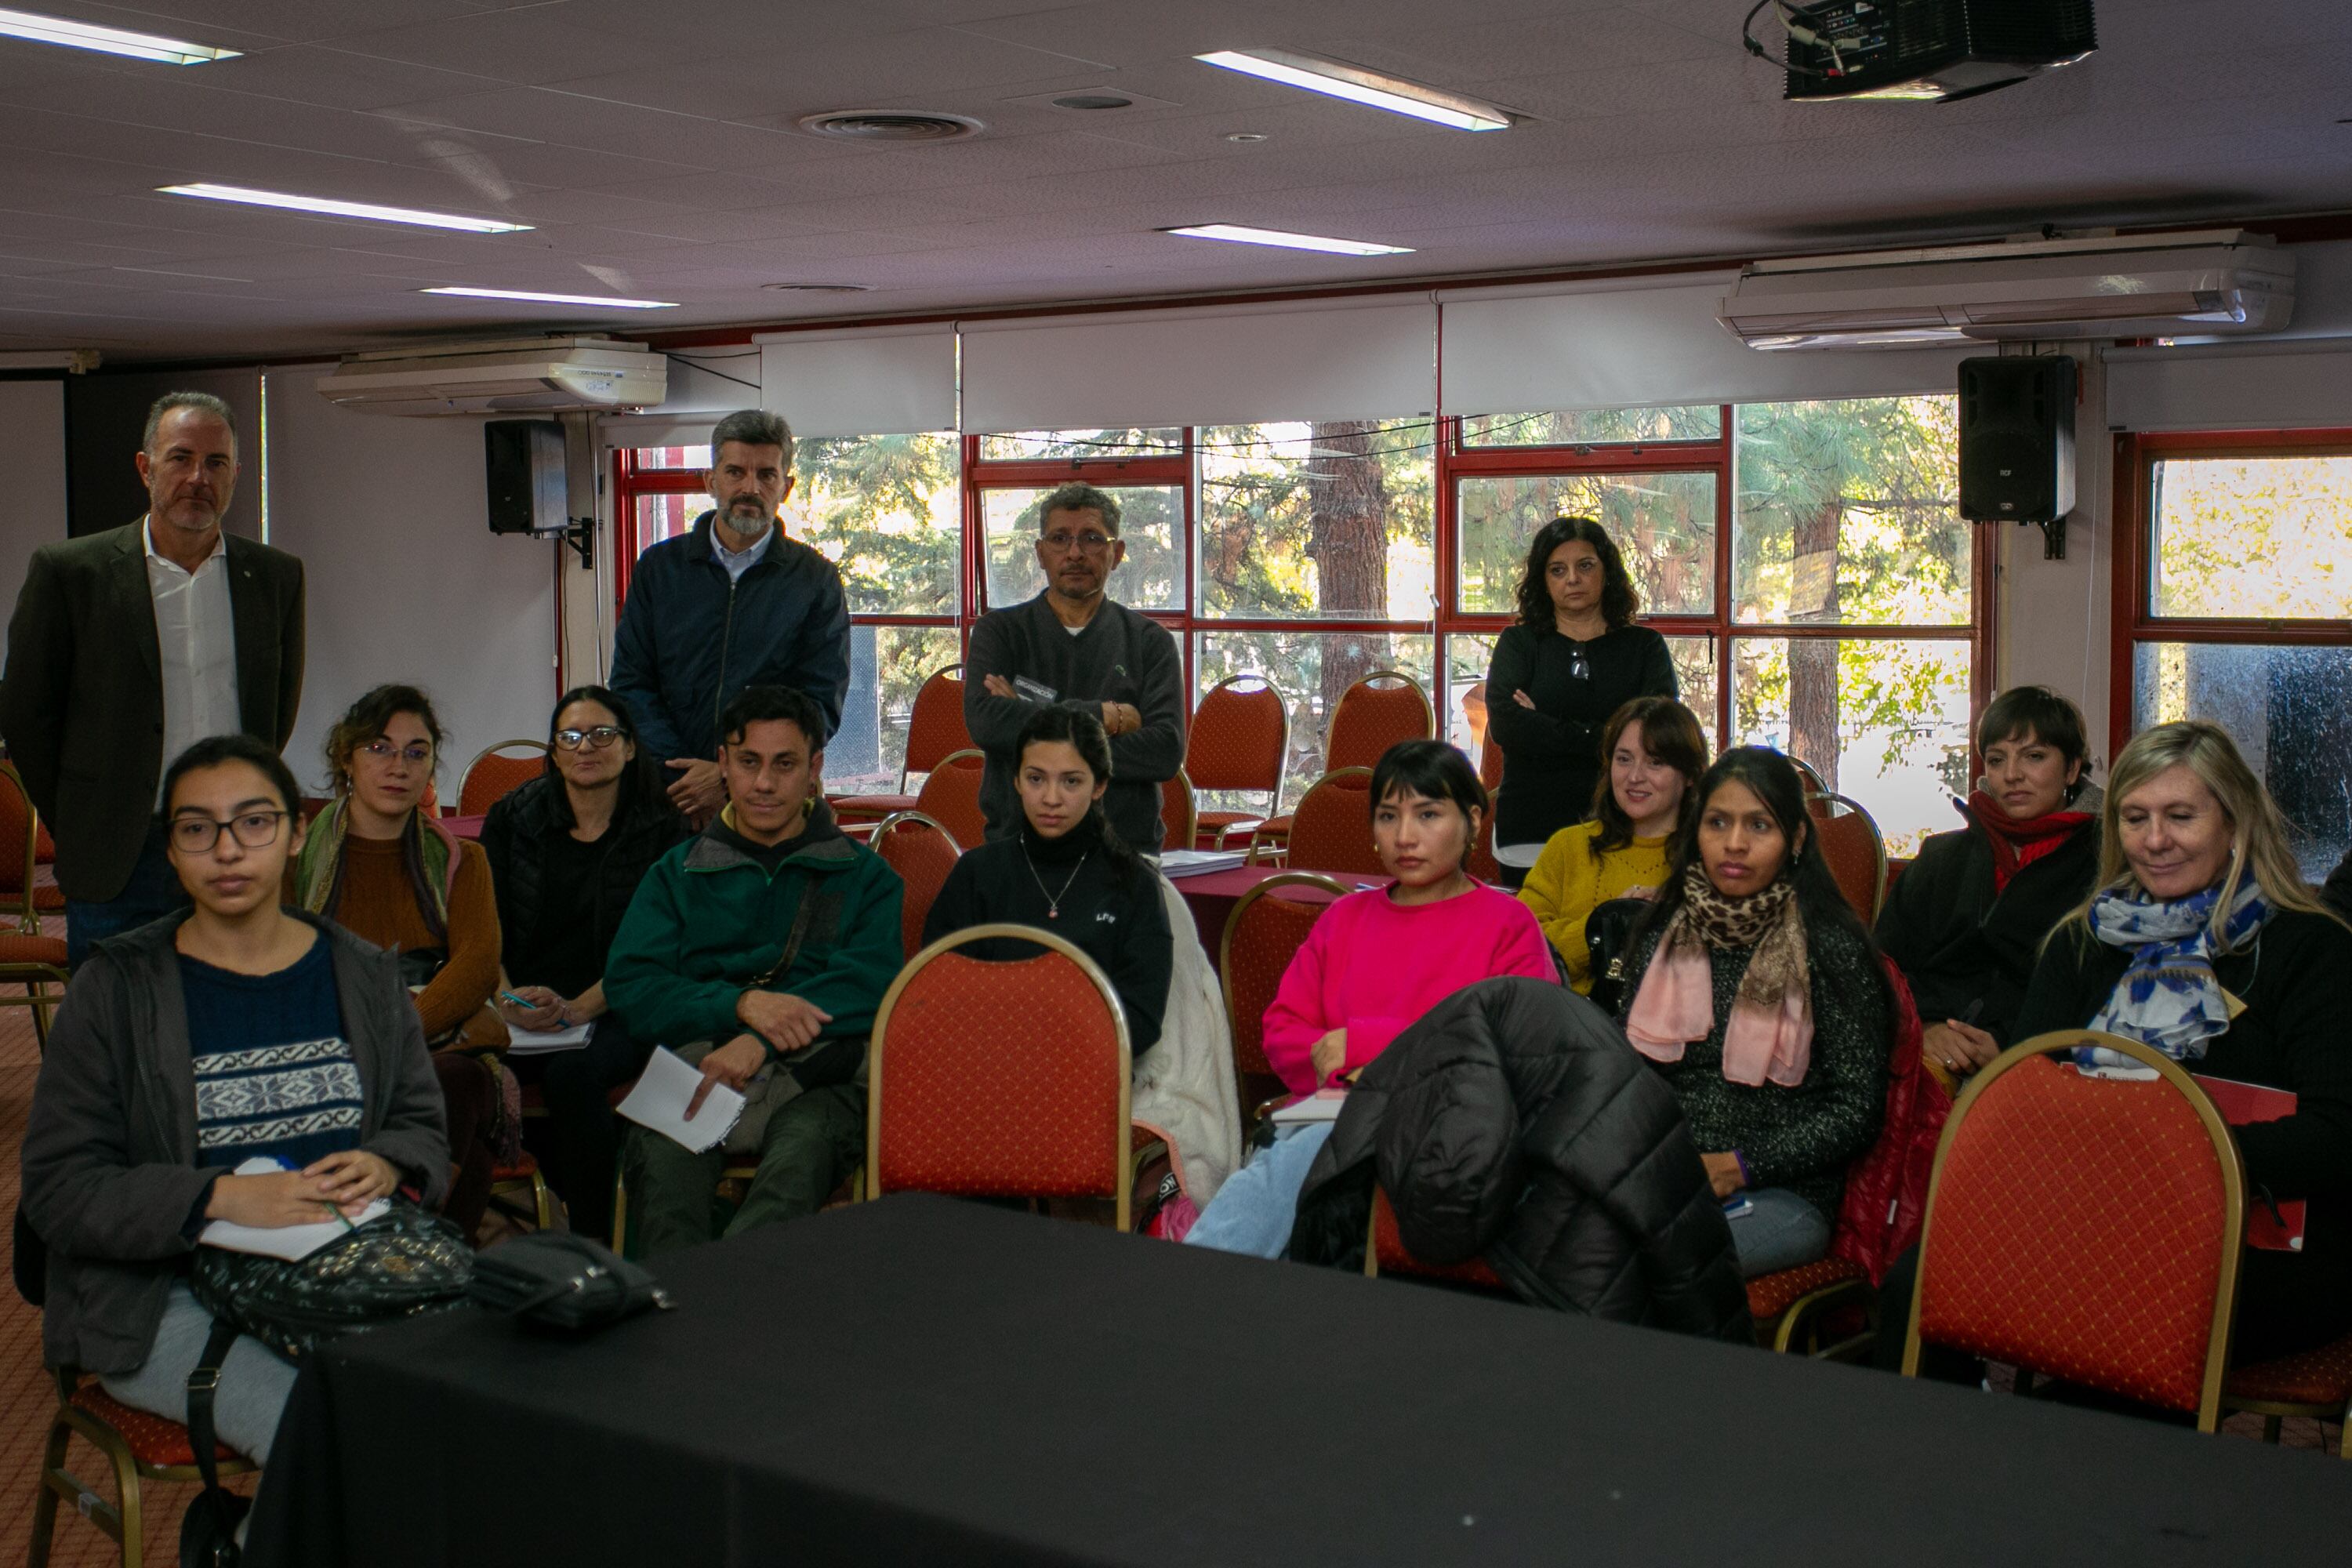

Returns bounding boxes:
[1967,789,2092,892]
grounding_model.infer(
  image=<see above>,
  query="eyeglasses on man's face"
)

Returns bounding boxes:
[1040,529,1113,554]
[169,810,287,854]
[555,726,625,752]
[359,739,433,767]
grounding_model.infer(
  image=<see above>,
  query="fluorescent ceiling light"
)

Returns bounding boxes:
[1195,49,1512,132]
[0,5,238,64]
[159,183,532,234]
[423,286,678,310]
[1163,223,1413,257]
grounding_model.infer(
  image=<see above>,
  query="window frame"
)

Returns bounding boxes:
[2108,426,2352,760]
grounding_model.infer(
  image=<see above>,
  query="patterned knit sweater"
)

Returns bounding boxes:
[1618,915,1889,1217]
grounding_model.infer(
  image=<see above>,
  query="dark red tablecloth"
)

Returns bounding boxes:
[1173,866,1385,961]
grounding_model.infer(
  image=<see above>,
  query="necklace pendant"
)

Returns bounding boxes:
[1047,908,1058,920]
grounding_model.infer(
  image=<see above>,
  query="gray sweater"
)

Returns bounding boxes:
[20,913,449,1374]
[963,593,1185,851]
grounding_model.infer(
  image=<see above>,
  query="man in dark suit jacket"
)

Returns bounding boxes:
[0,391,305,964]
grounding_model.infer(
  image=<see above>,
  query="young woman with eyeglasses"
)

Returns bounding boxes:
[1483,517,1678,890]
[287,683,503,1239]
[478,685,687,1241]
[22,735,446,1491]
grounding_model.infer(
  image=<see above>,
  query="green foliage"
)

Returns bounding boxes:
[1197,420,1435,618]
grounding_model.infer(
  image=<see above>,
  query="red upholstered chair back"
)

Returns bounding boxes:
[1218,873,1345,1083]
[0,764,40,927]
[1907,1032,2245,1425]
[1467,793,1501,885]
[871,811,961,958]
[1789,755,1831,796]
[1806,791,1888,922]
[1277,768,1381,878]
[1160,769,1196,856]
[457,739,550,817]
[1187,675,1288,811]
[868,927,1134,1225]
[901,664,971,786]
[1367,1187,1506,1288]
[1326,670,1434,775]
[913,748,989,851]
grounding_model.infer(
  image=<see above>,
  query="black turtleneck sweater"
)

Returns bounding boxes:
[922,810,1173,1057]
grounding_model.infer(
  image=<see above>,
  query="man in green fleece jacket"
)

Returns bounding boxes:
[608,684,903,1255]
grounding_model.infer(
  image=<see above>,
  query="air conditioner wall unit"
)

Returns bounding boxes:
[1718,230,2294,350]
[316,336,667,416]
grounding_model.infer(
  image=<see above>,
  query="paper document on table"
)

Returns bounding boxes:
[505,1019,594,1054]
[200,1157,387,1261]
[616,1046,746,1154]
[1156,849,1247,878]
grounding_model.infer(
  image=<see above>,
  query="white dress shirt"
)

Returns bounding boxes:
[144,517,240,799]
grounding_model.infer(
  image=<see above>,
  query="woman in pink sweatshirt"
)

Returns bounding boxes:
[1187,739,1554,1256]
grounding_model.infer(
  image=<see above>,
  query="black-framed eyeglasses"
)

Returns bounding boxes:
[555,726,625,751]
[360,739,433,766]
[169,811,288,854]
[1040,529,1113,554]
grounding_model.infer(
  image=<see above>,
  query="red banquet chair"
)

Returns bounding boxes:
[866,925,1141,1229]
[910,748,988,852]
[870,810,962,957]
[1218,872,1346,1120]
[833,663,969,826]
[31,1370,258,1568]
[0,762,69,1046]
[1186,673,1289,849]
[1324,669,1435,773]
[1903,1029,2245,1429]
[1161,769,1198,858]
[1806,790,1889,923]
[456,738,549,817]
[1250,768,1377,878]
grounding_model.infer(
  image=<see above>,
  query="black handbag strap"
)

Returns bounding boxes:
[185,1317,245,1540]
[746,884,836,992]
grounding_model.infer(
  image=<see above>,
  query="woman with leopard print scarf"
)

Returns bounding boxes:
[1618,746,1893,1278]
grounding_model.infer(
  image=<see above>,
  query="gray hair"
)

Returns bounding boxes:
[710,408,794,470]
[143,390,237,455]
[1039,481,1122,537]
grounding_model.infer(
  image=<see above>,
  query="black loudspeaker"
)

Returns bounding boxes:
[1958,355,2076,524]
[485,419,567,535]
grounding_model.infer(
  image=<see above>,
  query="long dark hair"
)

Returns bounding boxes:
[1514,516,1639,631]
[1589,696,1708,858]
[1016,703,1141,881]
[1634,746,1888,1004]
[547,684,670,820]
[1368,739,1488,872]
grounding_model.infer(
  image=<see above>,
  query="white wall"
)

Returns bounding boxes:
[264,365,561,799]
[0,378,67,617]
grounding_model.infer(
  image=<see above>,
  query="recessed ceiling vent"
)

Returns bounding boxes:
[796,111,984,142]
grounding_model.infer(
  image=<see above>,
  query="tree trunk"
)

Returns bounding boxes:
[1788,493,1842,790]
[1307,421,1391,717]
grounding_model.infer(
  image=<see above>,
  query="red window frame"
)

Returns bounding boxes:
[2108,426,2352,759]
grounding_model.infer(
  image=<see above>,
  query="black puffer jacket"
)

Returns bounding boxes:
[479,775,688,988]
[1290,977,1751,1344]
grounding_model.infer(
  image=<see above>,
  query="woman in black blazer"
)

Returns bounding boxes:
[1484,516,1676,888]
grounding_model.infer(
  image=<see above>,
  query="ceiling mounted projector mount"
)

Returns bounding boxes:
[796,111,985,143]
[1742,0,2096,103]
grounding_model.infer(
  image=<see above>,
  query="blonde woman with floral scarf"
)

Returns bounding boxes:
[1616,746,1892,1278]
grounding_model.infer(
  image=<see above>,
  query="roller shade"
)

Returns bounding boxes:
[1439,275,1973,415]
[2106,338,2352,433]
[757,325,955,437]
[960,299,1434,432]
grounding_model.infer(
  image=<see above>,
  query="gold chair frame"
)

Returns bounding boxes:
[1192,672,1292,826]
[1901,1029,2246,1432]
[30,1370,260,1568]
[1805,789,1890,922]
[866,924,1137,1230]
[0,760,67,1046]
[1161,768,1198,858]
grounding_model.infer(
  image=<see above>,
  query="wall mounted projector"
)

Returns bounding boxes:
[317,336,666,416]
[1773,0,2096,103]
[1718,230,2293,350]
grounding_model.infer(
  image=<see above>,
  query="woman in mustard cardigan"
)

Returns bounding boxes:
[1519,696,1708,992]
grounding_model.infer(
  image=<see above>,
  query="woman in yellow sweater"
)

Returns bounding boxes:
[1519,696,1708,990]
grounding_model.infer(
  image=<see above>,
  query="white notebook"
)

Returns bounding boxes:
[506,1019,594,1054]
[199,1157,389,1261]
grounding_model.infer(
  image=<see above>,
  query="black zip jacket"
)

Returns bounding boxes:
[1874,800,2100,1046]
[479,774,689,996]
[609,511,851,759]
[1289,976,1752,1342]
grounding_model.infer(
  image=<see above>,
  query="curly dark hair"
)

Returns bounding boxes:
[323,684,445,796]
[1514,516,1639,631]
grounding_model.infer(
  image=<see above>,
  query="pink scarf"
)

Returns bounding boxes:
[1625,862,1815,1087]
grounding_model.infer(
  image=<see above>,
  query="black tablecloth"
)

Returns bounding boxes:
[249,1194,2352,1566]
